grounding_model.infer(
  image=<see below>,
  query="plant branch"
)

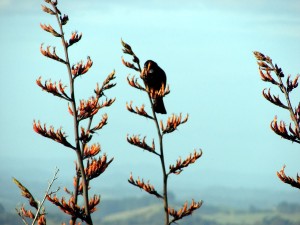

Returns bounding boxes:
[134,60,170,225]
[271,63,299,133]
[254,51,300,189]
[122,40,203,225]
[31,168,60,225]
[254,51,300,142]
[50,2,91,224]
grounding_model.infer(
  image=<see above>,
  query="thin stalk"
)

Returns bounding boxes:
[272,63,300,134]
[137,64,170,225]
[148,93,169,225]
[52,4,92,224]
[31,168,59,225]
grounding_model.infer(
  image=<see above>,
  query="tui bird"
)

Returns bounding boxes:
[141,60,167,114]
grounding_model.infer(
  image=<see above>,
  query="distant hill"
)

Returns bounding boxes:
[3,185,300,225]
[1,196,300,225]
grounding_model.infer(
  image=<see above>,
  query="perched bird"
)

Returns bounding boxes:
[141,60,167,114]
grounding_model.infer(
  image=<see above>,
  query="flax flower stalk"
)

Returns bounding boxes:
[28,1,116,224]
[122,39,202,225]
[254,51,300,189]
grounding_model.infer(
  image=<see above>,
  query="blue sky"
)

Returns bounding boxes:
[0,0,300,207]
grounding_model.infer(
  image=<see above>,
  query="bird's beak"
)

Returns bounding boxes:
[147,61,152,73]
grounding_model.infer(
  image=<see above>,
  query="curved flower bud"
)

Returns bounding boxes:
[168,199,202,223]
[262,88,288,109]
[90,114,108,133]
[127,134,156,154]
[66,31,82,47]
[169,150,202,175]
[60,14,69,25]
[77,97,100,121]
[277,165,300,189]
[33,120,75,149]
[126,102,153,119]
[126,75,145,91]
[41,5,55,15]
[71,57,93,77]
[85,155,113,180]
[83,143,101,159]
[122,57,139,71]
[161,113,189,134]
[40,44,66,63]
[36,77,70,100]
[40,23,61,37]
[128,174,162,198]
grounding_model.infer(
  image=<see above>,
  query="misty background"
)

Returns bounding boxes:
[0,0,300,218]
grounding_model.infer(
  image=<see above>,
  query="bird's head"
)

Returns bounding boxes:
[141,60,157,78]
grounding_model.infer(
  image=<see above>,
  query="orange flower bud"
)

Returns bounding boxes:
[67,31,82,47]
[128,174,162,198]
[40,23,61,37]
[161,114,189,134]
[169,150,202,175]
[40,44,66,63]
[127,134,157,154]
[168,199,202,222]
[126,75,145,91]
[71,57,93,77]
[33,120,74,149]
[277,165,300,189]
[83,143,101,159]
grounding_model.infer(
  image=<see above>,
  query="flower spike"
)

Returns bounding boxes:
[127,75,145,91]
[60,14,69,25]
[83,143,101,159]
[71,57,93,77]
[12,178,38,209]
[122,57,139,71]
[128,174,162,198]
[40,23,61,37]
[90,114,108,133]
[262,88,288,109]
[169,150,202,175]
[33,120,75,149]
[77,97,100,121]
[161,113,189,134]
[277,165,300,189]
[270,117,300,143]
[127,134,157,154]
[85,155,113,180]
[36,77,70,100]
[168,199,202,223]
[66,31,82,47]
[40,44,66,63]
[41,5,55,15]
[126,102,153,119]
[286,75,299,93]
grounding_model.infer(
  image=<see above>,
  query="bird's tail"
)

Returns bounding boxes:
[153,97,167,114]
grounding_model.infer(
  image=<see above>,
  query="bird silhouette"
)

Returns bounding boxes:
[141,60,167,114]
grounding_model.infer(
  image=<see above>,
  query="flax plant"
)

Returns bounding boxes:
[14,1,116,224]
[122,40,203,225]
[13,169,59,225]
[254,51,300,189]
